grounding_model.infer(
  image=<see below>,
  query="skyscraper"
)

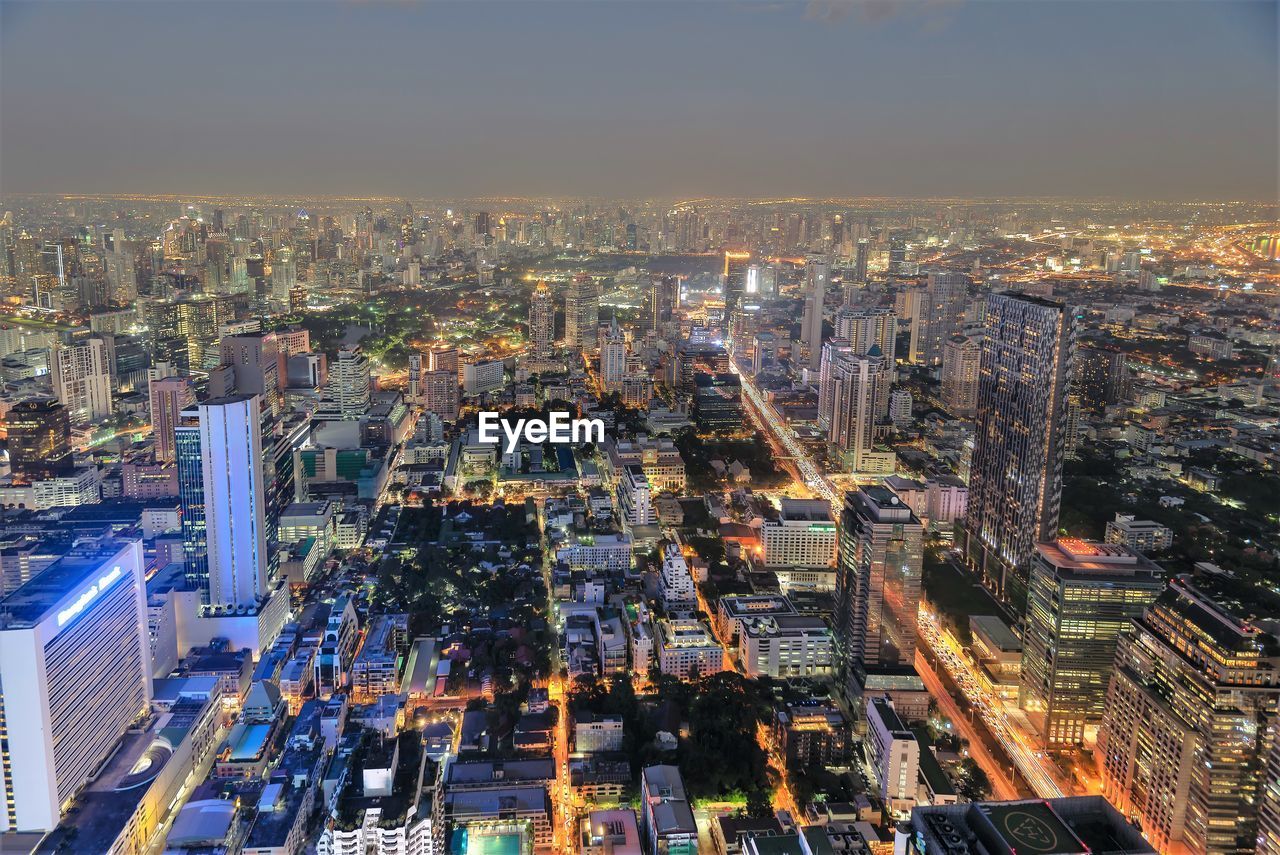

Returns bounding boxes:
[1099,578,1280,855]
[803,256,829,370]
[219,331,283,416]
[1018,540,1163,749]
[422,369,460,422]
[564,274,599,350]
[5,398,72,478]
[853,239,869,284]
[321,345,372,419]
[940,333,981,418]
[600,315,627,391]
[649,275,678,333]
[917,271,969,366]
[196,395,268,609]
[835,486,924,691]
[528,280,554,360]
[1074,344,1131,412]
[817,341,884,472]
[0,539,150,834]
[148,375,196,464]
[834,306,897,417]
[962,292,1076,607]
[50,334,112,423]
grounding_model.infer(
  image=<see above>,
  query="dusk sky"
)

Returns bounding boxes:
[1,0,1275,201]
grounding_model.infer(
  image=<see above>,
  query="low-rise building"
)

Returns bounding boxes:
[656,619,724,681]
[738,615,834,679]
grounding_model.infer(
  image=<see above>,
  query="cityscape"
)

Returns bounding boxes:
[0,3,1277,855]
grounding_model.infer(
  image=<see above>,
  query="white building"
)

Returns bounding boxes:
[0,539,151,833]
[866,696,920,816]
[600,316,627,390]
[1104,513,1173,554]
[658,542,696,612]
[761,498,838,568]
[617,464,655,527]
[51,334,112,423]
[196,395,269,610]
[556,533,633,573]
[656,619,724,680]
[462,359,505,395]
[738,615,834,679]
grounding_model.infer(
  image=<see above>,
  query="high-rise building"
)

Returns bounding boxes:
[0,539,150,834]
[940,333,981,418]
[422,369,460,422]
[723,250,749,334]
[803,256,829,370]
[817,340,884,471]
[148,375,196,464]
[1018,540,1163,748]
[269,246,296,309]
[1099,578,1280,855]
[528,280,554,360]
[1074,344,1131,412]
[853,238,870,284]
[219,330,283,415]
[649,275,678,333]
[50,334,112,423]
[962,293,1076,608]
[321,345,371,419]
[198,395,268,609]
[5,398,72,478]
[917,271,969,366]
[599,316,627,391]
[565,274,599,350]
[428,346,459,375]
[760,498,838,569]
[835,486,924,689]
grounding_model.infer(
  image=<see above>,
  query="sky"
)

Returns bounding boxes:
[0,0,1276,201]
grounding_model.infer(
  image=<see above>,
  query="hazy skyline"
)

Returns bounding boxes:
[1,0,1276,201]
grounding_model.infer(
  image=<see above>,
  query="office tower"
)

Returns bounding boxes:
[528,280,554,360]
[565,274,599,349]
[148,375,196,464]
[270,246,296,308]
[322,345,372,419]
[940,333,981,417]
[962,293,1076,607]
[1099,578,1280,855]
[599,316,627,391]
[5,399,72,478]
[803,256,829,370]
[835,306,897,416]
[888,230,909,276]
[723,250,749,332]
[817,341,883,471]
[650,275,678,332]
[50,334,112,423]
[1261,736,1280,855]
[1074,344,1131,412]
[0,539,150,834]
[751,331,776,376]
[176,411,207,591]
[853,239,869,284]
[105,243,137,305]
[835,486,924,688]
[918,271,969,366]
[196,395,268,609]
[1018,540,1163,749]
[422,369,460,422]
[219,331,283,415]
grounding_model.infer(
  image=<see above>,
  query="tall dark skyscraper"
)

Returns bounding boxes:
[835,486,924,694]
[5,398,72,478]
[962,292,1077,608]
[1074,344,1132,412]
[650,275,678,332]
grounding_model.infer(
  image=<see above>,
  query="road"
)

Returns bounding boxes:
[917,607,1066,799]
